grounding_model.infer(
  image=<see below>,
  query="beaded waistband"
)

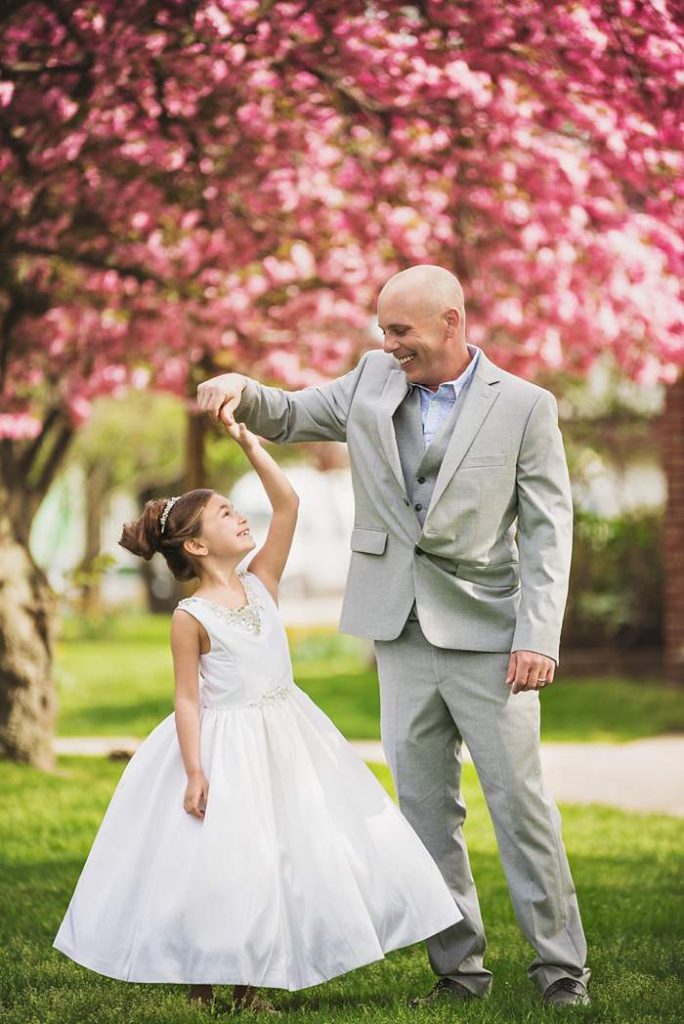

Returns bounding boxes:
[201,684,294,711]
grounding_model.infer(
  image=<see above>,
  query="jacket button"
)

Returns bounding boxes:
[415,503,423,511]
[417,476,426,483]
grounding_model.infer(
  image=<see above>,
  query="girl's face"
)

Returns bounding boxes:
[197,492,256,559]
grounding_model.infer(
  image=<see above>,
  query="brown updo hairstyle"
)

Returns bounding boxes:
[119,489,215,582]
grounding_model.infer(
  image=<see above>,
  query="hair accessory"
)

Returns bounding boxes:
[159,495,181,534]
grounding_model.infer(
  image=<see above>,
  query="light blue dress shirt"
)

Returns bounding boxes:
[410,343,482,447]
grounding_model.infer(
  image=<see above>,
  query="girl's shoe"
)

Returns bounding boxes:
[231,986,282,1015]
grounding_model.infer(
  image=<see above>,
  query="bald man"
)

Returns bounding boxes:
[197,265,591,1008]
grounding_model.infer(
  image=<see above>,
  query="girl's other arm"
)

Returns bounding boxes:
[226,422,298,604]
[170,609,209,819]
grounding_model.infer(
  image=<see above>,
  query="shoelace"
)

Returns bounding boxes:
[548,978,581,995]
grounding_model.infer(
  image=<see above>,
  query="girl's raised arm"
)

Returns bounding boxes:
[224,422,299,604]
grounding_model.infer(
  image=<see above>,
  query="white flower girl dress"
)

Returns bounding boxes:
[53,569,463,990]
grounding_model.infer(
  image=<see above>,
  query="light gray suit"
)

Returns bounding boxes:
[234,346,590,997]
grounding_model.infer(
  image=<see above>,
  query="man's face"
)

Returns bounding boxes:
[377,292,458,387]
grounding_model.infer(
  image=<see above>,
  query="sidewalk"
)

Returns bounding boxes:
[352,737,684,818]
[54,734,684,818]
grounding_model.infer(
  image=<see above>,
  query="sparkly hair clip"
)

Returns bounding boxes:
[159,495,181,534]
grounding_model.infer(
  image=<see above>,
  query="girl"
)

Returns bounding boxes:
[53,419,463,1014]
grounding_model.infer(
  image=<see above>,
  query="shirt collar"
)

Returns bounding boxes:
[410,344,481,396]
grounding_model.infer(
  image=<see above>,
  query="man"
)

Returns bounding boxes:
[197,264,591,1008]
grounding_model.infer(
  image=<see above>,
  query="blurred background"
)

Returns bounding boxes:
[30,356,671,647]
[0,3,682,1021]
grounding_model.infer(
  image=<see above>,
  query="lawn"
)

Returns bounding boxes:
[54,613,684,742]
[0,755,682,1024]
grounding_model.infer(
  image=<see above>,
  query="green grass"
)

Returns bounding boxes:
[0,756,682,1023]
[55,613,684,742]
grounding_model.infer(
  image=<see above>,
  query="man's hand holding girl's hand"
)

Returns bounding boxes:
[197,372,246,427]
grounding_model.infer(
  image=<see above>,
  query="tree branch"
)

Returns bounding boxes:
[3,242,169,286]
[17,406,60,480]
[33,417,73,498]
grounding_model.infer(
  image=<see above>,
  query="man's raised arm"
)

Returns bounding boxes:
[196,352,370,444]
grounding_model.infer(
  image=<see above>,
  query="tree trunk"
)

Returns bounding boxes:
[0,410,73,767]
[0,492,57,769]
[661,373,684,687]
[78,460,110,616]
[185,405,206,491]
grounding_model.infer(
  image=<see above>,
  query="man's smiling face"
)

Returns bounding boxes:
[377,293,457,389]
[376,265,470,388]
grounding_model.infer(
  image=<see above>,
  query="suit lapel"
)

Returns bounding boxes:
[375,369,410,494]
[425,351,502,518]
[374,350,503,510]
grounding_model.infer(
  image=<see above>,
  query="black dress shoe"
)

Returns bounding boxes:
[542,977,591,1006]
[407,977,477,1008]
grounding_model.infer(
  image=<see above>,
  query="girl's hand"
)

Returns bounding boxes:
[184,772,209,819]
[222,419,261,454]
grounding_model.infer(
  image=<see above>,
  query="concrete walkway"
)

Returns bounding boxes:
[352,737,684,818]
[53,734,684,818]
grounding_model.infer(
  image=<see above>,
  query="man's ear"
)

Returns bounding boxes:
[444,308,460,340]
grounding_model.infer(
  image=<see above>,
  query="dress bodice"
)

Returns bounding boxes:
[176,570,294,709]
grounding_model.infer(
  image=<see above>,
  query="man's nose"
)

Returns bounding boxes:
[383,337,399,352]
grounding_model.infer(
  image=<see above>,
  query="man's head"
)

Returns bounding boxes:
[377,265,468,388]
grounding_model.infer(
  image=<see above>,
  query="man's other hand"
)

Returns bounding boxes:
[505,650,556,693]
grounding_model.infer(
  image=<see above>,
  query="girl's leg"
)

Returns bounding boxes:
[232,985,281,1014]
[233,985,257,1007]
[188,983,214,1005]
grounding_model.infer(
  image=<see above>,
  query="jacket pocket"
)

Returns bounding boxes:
[460,453,508,468]
[456,559,519,588]
[350,527,388,555]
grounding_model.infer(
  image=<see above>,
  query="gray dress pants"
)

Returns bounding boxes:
[373,609,590,997]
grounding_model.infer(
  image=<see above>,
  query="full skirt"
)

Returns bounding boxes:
[53,685,462,989]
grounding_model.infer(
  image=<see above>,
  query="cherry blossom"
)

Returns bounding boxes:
[0,0,681,438]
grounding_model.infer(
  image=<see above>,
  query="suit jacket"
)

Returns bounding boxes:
[235,347,573,664]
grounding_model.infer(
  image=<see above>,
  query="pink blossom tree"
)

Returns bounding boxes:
[1,0,682,766]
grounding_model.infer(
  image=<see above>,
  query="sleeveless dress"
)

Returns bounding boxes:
[53,569,463,990]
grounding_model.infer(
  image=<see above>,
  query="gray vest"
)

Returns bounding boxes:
[393,383,473,619]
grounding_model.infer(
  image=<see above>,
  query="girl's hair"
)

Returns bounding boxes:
[119,489,215,582]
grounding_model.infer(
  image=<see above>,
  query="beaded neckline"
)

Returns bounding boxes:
[178,572,263,635]
[186,571,252,613]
